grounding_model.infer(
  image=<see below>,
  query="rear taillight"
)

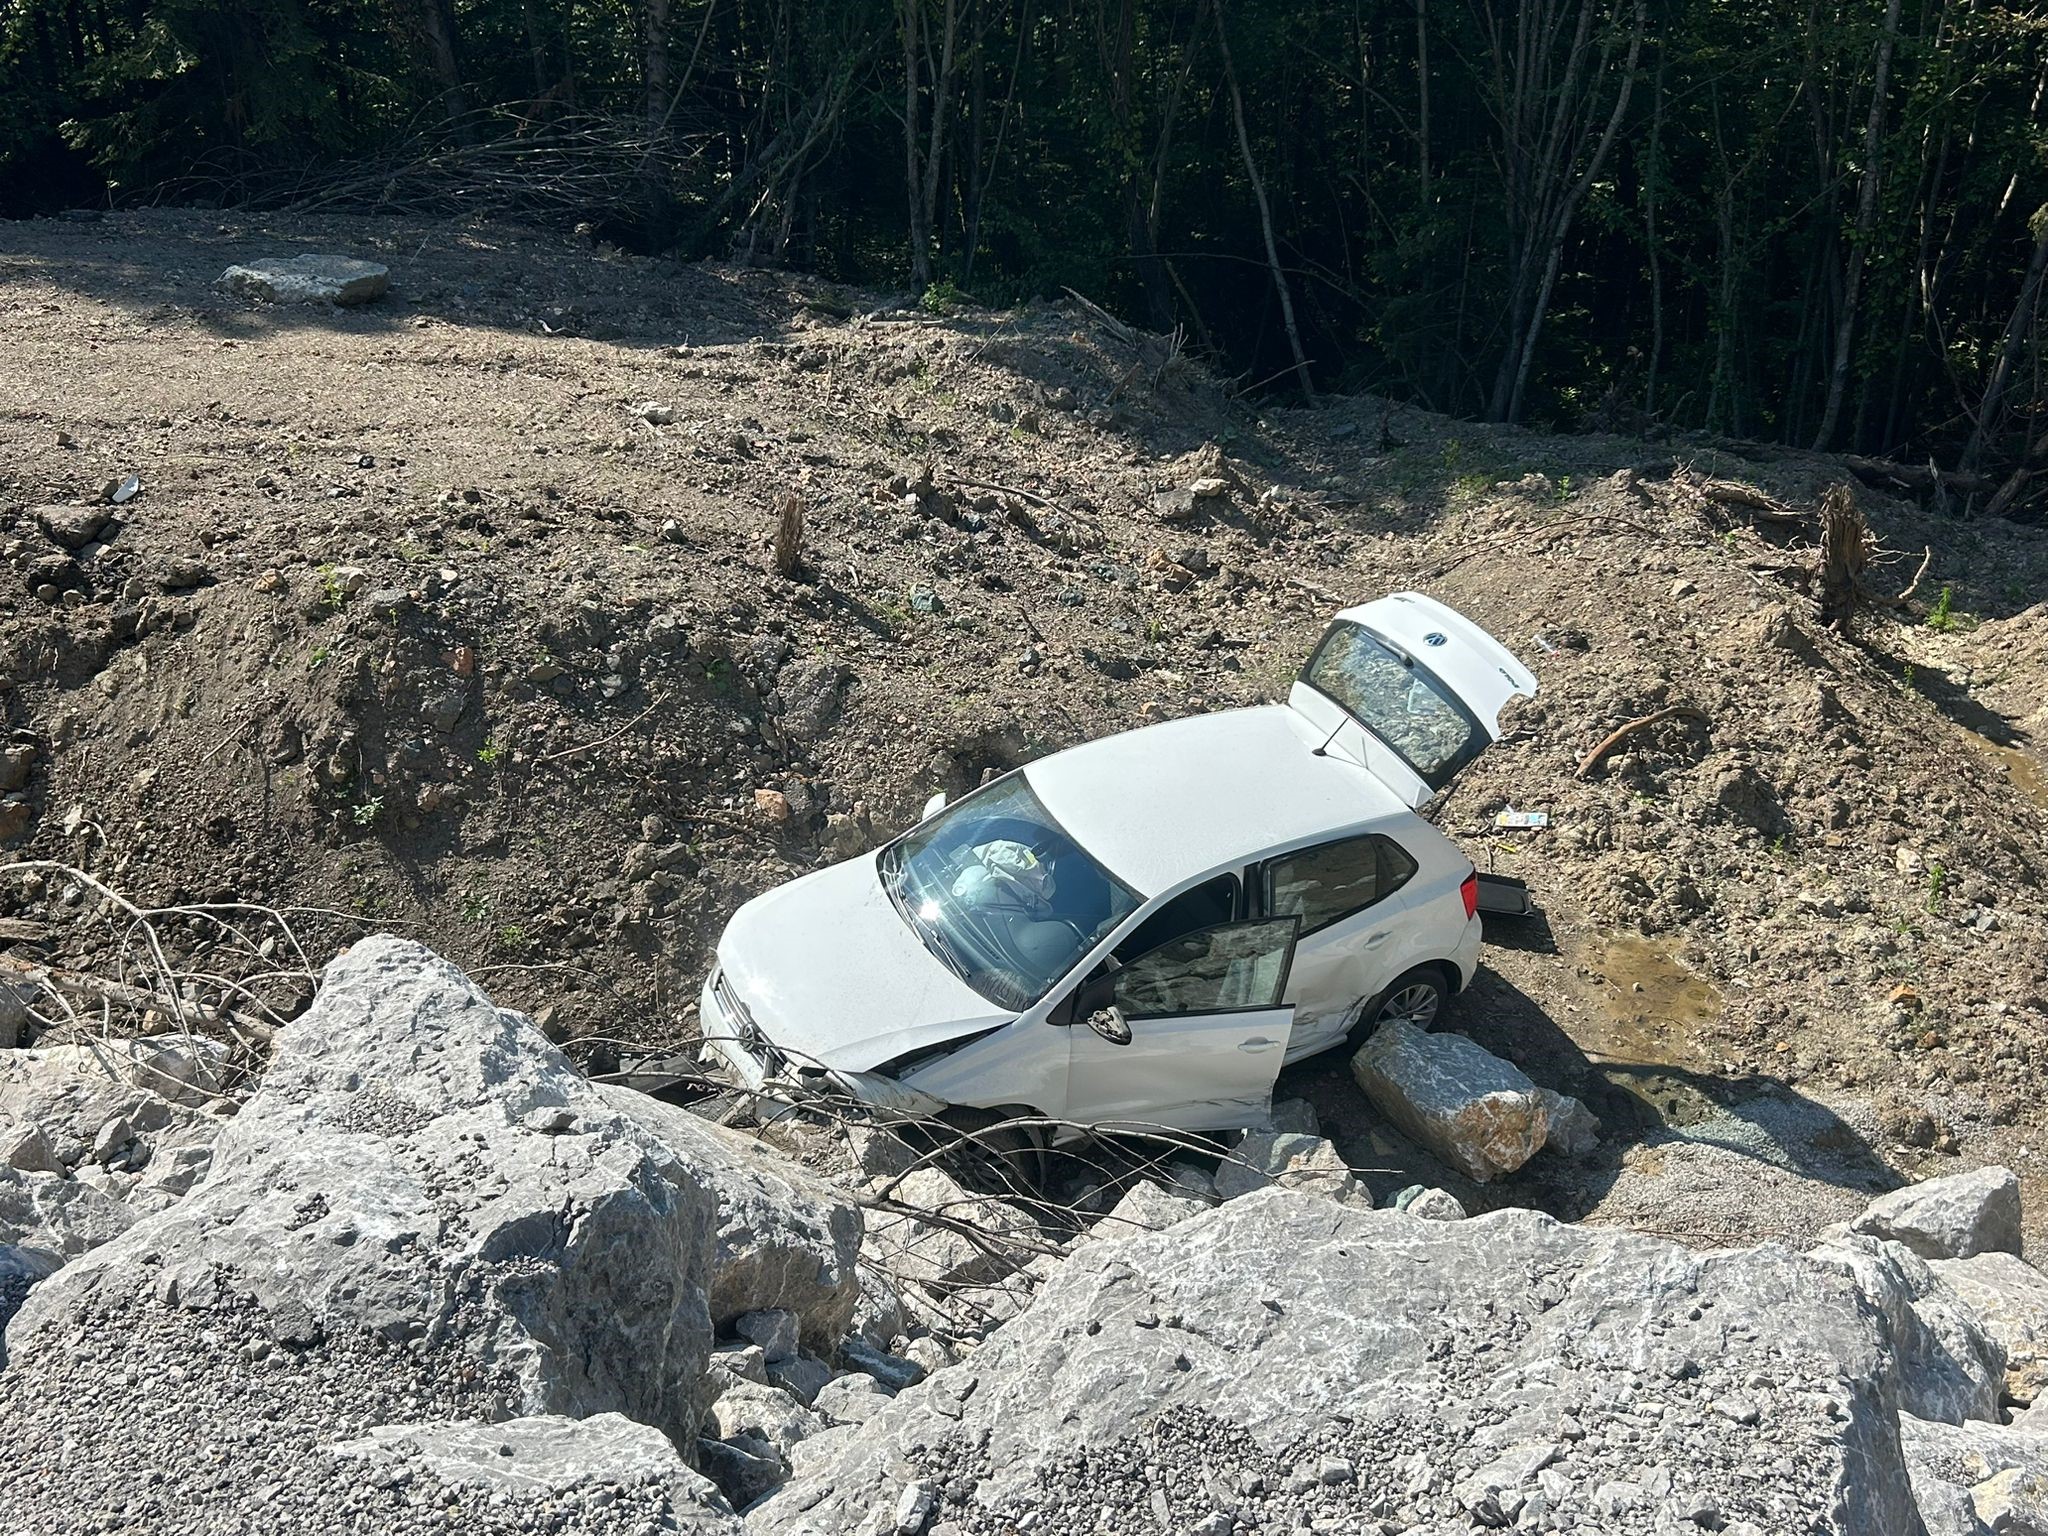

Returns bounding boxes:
[1460,869,1480,920]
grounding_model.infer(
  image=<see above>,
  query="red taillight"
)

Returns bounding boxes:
[1460,869,1480,920]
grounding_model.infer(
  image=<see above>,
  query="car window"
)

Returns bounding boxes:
[1114,873,1240,962]
[880,773,1142,1011]
[1264,835,1414,935]
[1301,620,1485,788]
[1113,918,1298,1019]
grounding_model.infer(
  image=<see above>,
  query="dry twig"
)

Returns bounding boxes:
[1576,706,1710,779]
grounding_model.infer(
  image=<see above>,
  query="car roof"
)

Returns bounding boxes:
[1021,704,1414,897]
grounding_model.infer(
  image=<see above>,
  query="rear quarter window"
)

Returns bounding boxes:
[1264,834,1416,935]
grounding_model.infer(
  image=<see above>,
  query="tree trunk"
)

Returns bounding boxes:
[903,0,930,286]
[1643,46,1666,416]
[418,0,473,138]
[644,0,672,135]
[1963,205,2048,473]
[1811,0,1903,450]
[1213,0,1315,399]
[1414,0,1431,208]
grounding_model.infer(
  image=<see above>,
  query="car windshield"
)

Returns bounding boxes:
[880,773,1141,1012]
[1301,619,1485,788]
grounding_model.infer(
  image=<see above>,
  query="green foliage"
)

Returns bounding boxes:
[1925,586,1977,633]
[352,796,383,827]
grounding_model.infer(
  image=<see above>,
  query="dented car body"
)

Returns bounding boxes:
[701,592,1536,1133]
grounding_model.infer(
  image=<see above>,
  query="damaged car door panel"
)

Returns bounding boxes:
[699,591,1537,1134]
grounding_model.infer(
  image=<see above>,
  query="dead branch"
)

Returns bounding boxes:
[1843,456,1996,497]
[771,491,806,579]
[1576,706,1710,779]
[1895,546,1933,605]
[535,696,666,765]
[1691,478,1808,526]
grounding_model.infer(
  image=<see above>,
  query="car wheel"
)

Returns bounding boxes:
[938,1107,1045,1198]
[1350,966,1449,1043]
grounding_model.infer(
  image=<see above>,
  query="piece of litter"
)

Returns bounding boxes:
[1495,809,1550,829]
[110,474,141,505]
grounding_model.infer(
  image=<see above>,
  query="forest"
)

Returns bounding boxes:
[4,0,2046,505]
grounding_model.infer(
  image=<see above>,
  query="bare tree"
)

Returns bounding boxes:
[903,0,966,287]
[1213,0,1315,398]
[1478,0,1648,425]
[1963,204,2048,474]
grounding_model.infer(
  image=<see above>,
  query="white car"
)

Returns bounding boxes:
[700,593,1536,1134]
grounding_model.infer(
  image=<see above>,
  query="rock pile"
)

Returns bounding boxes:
[3,941,2046,1536]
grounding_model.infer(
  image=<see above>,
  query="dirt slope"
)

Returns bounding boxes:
[3,207,2047,1247]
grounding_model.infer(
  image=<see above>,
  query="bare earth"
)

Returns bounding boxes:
[3,207,2047,1250]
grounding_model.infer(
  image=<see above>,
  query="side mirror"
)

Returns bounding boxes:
[921,791,949,822]
[1086,1007,1132,1047]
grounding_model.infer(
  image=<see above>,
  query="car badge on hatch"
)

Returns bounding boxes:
[1424,631,1447,646]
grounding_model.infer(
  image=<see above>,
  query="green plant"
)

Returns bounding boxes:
[1925,861,1947,914]
[461,891,492,924]
[317,564,349,610]
[497,923,532,955]
[476,740,502,765]
[352,796,383,827]
[920,276,964,314]
[308,645,330,671]
[1925,586,1976,634]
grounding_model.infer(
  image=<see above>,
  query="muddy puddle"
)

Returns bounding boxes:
[1573,936,1726,1128]
[1960,727,2048,811]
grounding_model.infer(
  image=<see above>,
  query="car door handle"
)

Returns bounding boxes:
[1238,1038,1280,1053]
[1362,930,1393,948]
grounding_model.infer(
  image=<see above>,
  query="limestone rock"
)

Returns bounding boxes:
[814,1373,892,1426]
[1808,1233,2005,1425]
[328,1413,738,1530]
[1934,1254,2048,1406]
[1535,1087,1601,1158]
[0,1165,133,1258]
[1854,1167,2023,1260]
[1351,1021,1549,1182]
[1083,1179,1210,1242]
[1902,1414,2048,1535]
[10,937,722,1446]
[220,256,391,306]
[1214,1132,1371,1207]
[1392,1184,1468,1220]
[751,1193,1930,1535]
[860,1165,1040,1334]
[709,1380,822,1457]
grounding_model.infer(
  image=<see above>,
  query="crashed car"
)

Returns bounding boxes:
[701,592,1536,1133]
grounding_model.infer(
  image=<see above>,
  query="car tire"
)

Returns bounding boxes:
[938,1106,1045,1197]
[1348,965,1450,1045]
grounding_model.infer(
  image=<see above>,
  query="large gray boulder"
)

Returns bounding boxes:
[9,936,721,1445]
[219,255,391,305]
[0,1164,133,1258]
[1854,1167,2024,1260]
[1807,1233,2006,1425]
[601,1088,862,1352]
[1900,1414,2048,1535]
[328,1413,739,1531]
[1933,1253,2048,1406]
[1350,1020,1549,1181]
[751,1191,1935,1535]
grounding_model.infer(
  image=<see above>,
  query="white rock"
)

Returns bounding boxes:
[893,1479,936,1534]
[1214,1132,1371,1207]
[219,256,390,306]
[1351,1021,1549,1182]
[1394,1185,1468,1221]
[708,1380,820,1456]
[328,1412,734,1529]
[1084,1180,1210,1242]
[813,1373,891,1426]
[1853,1167,2023,1260]
[1806,1233,2004,1424]
[1933,1254,2048,1406]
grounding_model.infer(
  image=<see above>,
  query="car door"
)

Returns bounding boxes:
[1256,834,1419,1058]
[1062,916,1299,1131]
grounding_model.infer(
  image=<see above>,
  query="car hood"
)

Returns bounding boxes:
[714,853,1009,1073]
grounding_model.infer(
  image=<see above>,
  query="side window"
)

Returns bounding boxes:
[1113,873,1240,962]
[1263,835,1415,936]
[1112,918,1299,1019]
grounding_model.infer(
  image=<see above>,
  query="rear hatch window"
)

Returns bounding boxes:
[1299,620,1486,791]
